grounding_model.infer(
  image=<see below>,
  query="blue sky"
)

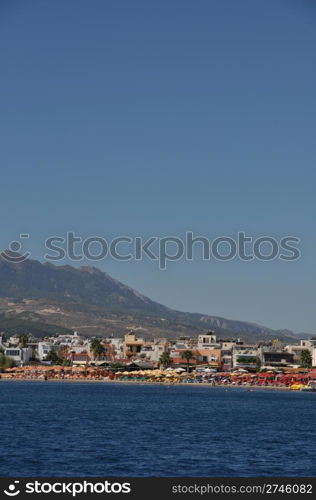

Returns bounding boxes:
[0,0,315,333]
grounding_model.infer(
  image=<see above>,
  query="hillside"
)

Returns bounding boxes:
[0,252,306,342]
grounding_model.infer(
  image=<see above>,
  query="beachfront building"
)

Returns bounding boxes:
[284,339,316,365]
[284,344,310,365]
[64,343,114,364]
[220,340,243,371]
[197,333,218,349]
[261,351,295,369]
[107,337,123,359]
[312,347,316,368]
[4,347,32,366]
[196,348,222,369]
[300,338,316,350]
[101,343,117,362]
[170,348,196,370]
[232,345,260,371]
[68,351,90,365]
[140,339,169,363]
[221,349,233,371]
[37,341,56,361]
[122,332,144,358]
[170,347,222,371]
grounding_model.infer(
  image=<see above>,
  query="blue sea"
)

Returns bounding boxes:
[0,381,315,477]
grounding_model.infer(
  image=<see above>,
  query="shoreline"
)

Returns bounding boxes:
[0,377,296,391]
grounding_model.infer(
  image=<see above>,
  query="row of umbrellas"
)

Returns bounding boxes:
[5,365,104,373]
[4,366,316,381]
[115,368,187,378]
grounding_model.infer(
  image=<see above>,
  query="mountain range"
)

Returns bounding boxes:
[0,252,309,343]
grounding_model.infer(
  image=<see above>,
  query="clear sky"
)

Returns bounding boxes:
[0,0,315,333]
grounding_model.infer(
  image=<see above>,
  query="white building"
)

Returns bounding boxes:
[232,345,260,370]
[53,331,84,346]
[8,335,20,346]
[220,341,236,371]
[140,340,168,363]
[37,342,55,361]
[285,339,316,366]
[108,338,123,358]
[4,347,32,366]
[197,333,218,349]
[312,347,316,368]
[300,339,316,351]
[0,335,6,351]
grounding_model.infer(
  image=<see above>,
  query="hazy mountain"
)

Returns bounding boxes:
[0,252,308,342]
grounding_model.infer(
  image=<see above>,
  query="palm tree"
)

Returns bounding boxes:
[181,350,194,374]
[90,338,105,361]
[159,351,172,368]
[300,349,312,368]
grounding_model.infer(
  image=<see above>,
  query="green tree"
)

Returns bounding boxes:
[181,350,194,373]
[237,356,257,364]
[59,345,69,363]
[111,362,126,370]
[300,349,312,368]
[159,351,172,368]
[90,338,105,360]
[0,353,16,372]
[46,350,62,364]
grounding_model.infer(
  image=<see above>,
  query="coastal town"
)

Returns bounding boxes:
[1,330,316,390]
